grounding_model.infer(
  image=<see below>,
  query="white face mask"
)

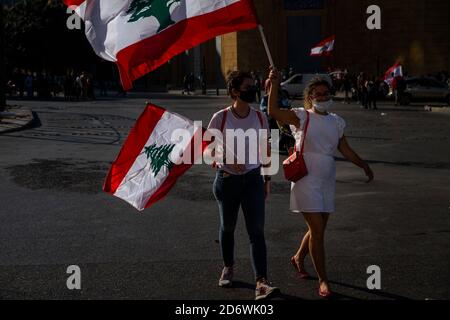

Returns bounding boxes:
[313,99,333,113]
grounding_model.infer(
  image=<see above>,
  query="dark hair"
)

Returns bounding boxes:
[303,77,332,110]
[226,70,253,99]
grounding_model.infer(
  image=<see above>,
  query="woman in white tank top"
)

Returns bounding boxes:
[267,67,374,298]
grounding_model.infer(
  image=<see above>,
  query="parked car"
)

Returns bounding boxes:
[392,77,450,105]
[281,73,334,98]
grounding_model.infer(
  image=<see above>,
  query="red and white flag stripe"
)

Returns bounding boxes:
[64,0,86,18]
[310,35,335,57]
[63,0,259,90]
[384,62,403,85]
[103,103,207,211]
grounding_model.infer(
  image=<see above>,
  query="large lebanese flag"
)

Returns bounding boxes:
[103,103,208,211]
[64,0,259,90]
[310,35,335,57]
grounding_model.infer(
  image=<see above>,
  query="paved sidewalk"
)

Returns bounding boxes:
[168,88,229,97]
[0,105,35,134]
[0,97,449,300]
[424,105,450,114]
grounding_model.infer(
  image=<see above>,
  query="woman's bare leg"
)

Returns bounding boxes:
[294,215,329,272]
[294,230,310,273]
[303,213,331,294]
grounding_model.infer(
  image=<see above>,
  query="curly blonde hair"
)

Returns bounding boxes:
[303,78,332,110]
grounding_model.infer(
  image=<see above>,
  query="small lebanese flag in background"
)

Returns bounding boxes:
[384,62,403,85]
[310,35,335,57]
[63,0,259,90]
[103,104,207,211]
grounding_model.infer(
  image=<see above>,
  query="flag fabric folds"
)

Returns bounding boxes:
[384,62,403,85]
[310,35,335,57]
[103,103,207,211]
[63,0,259,90]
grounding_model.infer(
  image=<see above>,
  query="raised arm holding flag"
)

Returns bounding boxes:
[68,0,283,300]
[63,0,278,211]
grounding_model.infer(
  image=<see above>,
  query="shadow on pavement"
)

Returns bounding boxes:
[293,275,411,300]
[228,280,254,291]
[328,280,412,300]
[336,157,450,170]
[231,281,305,301]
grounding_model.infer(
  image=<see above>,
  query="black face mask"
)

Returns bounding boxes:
[239,86,257,103]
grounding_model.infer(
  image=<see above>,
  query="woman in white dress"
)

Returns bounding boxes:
[267,67,374,298]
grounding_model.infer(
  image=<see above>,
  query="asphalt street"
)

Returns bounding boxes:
[0,93,449,300]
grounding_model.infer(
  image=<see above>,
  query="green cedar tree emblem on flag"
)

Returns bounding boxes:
[126,0,181,32]
[144,143,176,176]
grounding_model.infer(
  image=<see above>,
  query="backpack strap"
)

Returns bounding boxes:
[295,110,310,154]
[255,110,264,128]
[212,108,229,169]
[220,108,228,132]
[299,111,310,155]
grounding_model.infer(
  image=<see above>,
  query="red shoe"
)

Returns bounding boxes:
[290,256,311,279]
[319,285,333,298]
[299,271,311,279]
[319,289,333,298]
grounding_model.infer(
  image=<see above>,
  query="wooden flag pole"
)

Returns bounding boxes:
[258,25,274,67]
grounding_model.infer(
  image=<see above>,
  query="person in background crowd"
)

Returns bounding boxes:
[200,72,207,95]
[25,71,34,99]
[182,74,190,95]
[64,69,75,101]
[357,72,367,108]
[366,76,378,110]
[288,67,295,79]
[188,73,195,94]
[98,61,109,97]
[281,68,287,82]
[252,71,262,103]
[343,71,352,104]
[86,73,95,100]
[392,73,406,106]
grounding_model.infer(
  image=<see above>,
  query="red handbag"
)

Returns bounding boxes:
[283,111,310,183]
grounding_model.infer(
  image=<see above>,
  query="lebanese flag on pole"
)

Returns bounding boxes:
[103,103,208,211]
[310,35,335,56]
[384,62,403,85]
[63,0,259,90]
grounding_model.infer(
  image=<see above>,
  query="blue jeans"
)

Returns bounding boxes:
[213,167,267,280]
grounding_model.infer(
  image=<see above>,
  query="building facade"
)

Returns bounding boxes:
[131,0,450,89]
[4,0,450,90]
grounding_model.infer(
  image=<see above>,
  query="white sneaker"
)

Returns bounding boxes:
[218,267,233,287]
[255,279,279,300]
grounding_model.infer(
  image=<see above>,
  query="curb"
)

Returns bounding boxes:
[424,106,450,114]
[167,89,229,97]
[0,106,35,134]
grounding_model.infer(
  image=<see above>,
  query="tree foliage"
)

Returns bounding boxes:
[4,0,97,74]
[126,0,181,32]
[144,143,176,176]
